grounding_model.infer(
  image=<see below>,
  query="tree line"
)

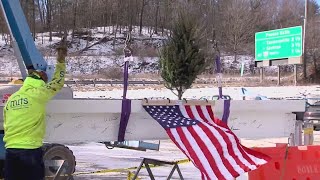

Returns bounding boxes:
[0,0,320,80]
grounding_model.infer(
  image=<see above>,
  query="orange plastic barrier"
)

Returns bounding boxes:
[249,145,320,180]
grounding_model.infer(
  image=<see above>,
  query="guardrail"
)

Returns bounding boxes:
[0,77,261,86]
[0,80,163,85]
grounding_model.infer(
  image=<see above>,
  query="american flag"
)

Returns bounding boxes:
[143,104,271,180]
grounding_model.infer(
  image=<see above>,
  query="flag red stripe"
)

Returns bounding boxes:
[188,126,227,180]
[221,125,268,164]
[166,129,189,158]
[228,131,259,168]
[189,105,255,173]
[197,122,241,177]
[198,106,252,172]
[167,128,210,175]
[201,173,206,180]
[196,106,241,177]
[216,125,261,168]
[185,105,195,119]
[176,127,210,179]
[206,105,229,128]
[206,105,215,120]
[165,129,204,168]
[202,105,263,168]
[195,105,266,170]
[195,106,210,123]
[205,120,250,171]
[217,126,261,164]
[241,145,271,162]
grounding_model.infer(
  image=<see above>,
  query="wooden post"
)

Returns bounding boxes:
[260,67,264,83]
[277,66,281,86]
[294,64,297,86]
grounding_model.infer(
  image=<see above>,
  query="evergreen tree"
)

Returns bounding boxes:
[159,11,206,100]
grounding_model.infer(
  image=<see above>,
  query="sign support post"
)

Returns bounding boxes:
[294,64,298,86]
[277,66,281,86]
[260,67,264,83]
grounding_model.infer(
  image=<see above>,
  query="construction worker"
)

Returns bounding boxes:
[3,43,68,180]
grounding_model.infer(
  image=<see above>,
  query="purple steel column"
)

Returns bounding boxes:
[122,61,129,99]
[215,55,230,123]
[118,46,132,142]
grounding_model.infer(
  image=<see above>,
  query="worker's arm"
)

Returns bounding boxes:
[34,45,67,103]
[42,62,66,99]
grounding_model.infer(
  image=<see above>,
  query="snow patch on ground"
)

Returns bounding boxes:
[73,85,320,101]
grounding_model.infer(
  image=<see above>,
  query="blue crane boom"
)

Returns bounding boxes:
[0,0,54,80]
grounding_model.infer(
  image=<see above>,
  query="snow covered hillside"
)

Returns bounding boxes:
[0,26,164,76]
[0,26,280,79]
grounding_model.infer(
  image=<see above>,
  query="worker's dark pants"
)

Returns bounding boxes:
[4,148,45,180]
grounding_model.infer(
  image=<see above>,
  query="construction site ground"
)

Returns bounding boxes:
[63,85,320,180]
[65,131,320,180]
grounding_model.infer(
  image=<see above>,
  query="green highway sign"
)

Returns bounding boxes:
[255,26,302,61]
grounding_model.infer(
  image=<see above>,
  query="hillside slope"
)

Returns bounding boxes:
[0,26,265,79]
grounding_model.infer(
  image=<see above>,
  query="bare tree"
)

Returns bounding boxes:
[36,0,44,27]
[71,0,78,40]
[46,0,53,41]
[154,0,160,34]
[276,0,304,28]
[139,0,146,35]
[220,0,257,62]
[306,0,320,80]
